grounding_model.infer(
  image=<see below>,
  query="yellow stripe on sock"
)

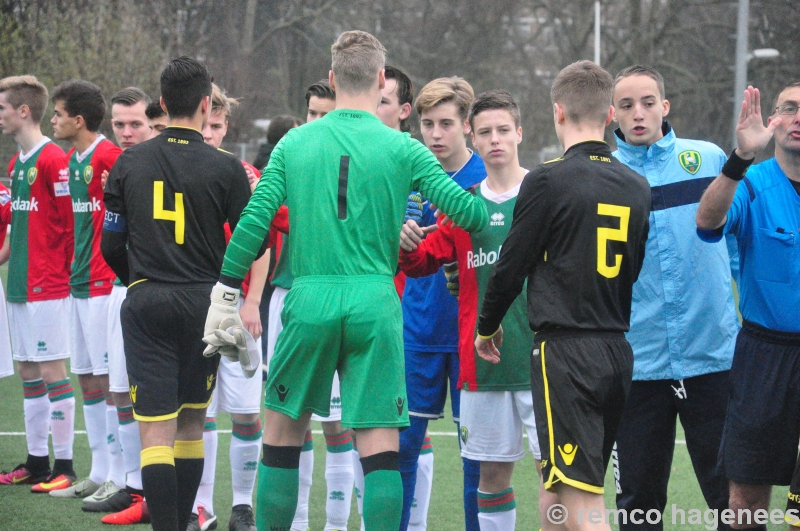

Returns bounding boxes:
[141,446,174,467]
[174,439,204,459]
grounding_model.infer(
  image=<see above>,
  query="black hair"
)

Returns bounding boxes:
[160,56,213,118]
[52,80,106,132]
[145,101,167,120]
[384,65,414,132]
[304,79,335,107]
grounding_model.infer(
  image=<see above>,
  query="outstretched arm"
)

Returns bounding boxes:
[697,86,781,230]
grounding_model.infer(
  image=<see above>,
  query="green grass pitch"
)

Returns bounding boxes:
[0,372,790,530]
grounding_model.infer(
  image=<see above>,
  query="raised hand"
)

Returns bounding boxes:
[736,86,782,159]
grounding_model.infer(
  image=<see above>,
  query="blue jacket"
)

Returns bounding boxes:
[613,123,739,380]
[402,151,486,352]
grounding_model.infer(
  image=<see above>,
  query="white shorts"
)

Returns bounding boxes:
[0,281,14,379]
[267,286,342,422]
[70,295,110,376]
[9,297,70,363]
[107,285,128,392]
[460,389,540,461]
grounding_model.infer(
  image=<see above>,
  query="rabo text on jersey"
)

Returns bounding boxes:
[11,197,38,212]
[72,198,102,213]
[467,246,502,269]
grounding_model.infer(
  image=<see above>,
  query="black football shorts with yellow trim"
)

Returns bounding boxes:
[121,281,220,421]
[531,330,633,494]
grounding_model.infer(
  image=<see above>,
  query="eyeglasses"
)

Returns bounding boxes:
[775,103,799,116]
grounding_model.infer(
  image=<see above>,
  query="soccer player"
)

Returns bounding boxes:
[609,66,739,531]
[475,61,651,531]
[101,57,252,531]
[189,83,267,531]
[399,89,560,531]
[146,101,168,137]
[48,80,121,499]
[0,76,75,491]
[266,77,358,531]
[203,30,488,531]
[84,87,152,524]
[696,83,800,530]
[399,76,484,531]
[305,79,336,121]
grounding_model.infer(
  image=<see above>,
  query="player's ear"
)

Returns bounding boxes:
[18,103,30,120]
[399,102,412,121]
[517,126,523,144]
[378,69,386,91]
[328,70,336,92]
[159,97,168,116]
[604,105,614,127]
[611,105,619,124]
[662,99,670,118]
[553,103,565,125]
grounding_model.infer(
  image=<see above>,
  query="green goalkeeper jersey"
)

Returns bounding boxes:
[222,109,488,281]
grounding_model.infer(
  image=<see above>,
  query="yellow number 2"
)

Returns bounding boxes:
[597,203,630,279]
[153,181,185,244]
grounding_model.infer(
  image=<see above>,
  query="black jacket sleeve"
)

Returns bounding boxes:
[477,168,553,336]
[101,228,130,286]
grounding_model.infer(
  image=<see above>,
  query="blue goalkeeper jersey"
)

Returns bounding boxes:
[402,151,486,352]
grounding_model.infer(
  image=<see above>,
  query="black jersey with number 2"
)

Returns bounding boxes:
[103,127,251,285]
[478,141,651,336]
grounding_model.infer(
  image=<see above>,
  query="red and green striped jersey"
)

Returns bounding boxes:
[7,138,73,303]
[0,183,11,247]
[399,180,532,391]
[67,136,121,298]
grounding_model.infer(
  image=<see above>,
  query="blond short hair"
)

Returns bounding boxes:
[211,83,239,120]
[551,61,613,127]
[415,77,474,120]
[331,31,386,94]
[0,75,49,124]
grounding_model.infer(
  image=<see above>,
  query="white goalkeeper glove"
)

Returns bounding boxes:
[203,282,242,358]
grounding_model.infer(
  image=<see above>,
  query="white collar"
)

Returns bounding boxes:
[18,137,51,163]
[480,171,526,204]
[75,135,106,163]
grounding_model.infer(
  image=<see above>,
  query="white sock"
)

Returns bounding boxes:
[22,380,50,458]
[83,395,111,484]
[477,488,517,531]
[193,421,217,515]
[409,444,434,531]
[47,380,75,460]
[105,402,125,487]
[116,408,142,490]
[292,431,314,531]
[230,420,262,507]
[352,448,365,526]
[324,431,354,530]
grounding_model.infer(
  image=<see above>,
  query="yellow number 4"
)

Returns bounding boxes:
[597,203,630,279]
[153,181,185,244]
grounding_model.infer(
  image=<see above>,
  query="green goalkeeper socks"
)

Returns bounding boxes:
[255,445,301,531]
[363,469,403,531]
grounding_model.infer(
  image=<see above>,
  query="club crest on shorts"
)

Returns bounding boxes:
[678,150,702,175]
[206,373,215,390]
[27,167,38,185]
[460,426,468,445]
[558,443,578,466]
[395,397,404,416]
[84,165,94,184]
[129,385,137,404]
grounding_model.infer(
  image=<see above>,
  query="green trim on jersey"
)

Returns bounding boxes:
[8,152,39,302]
[222,109,488,281]
[68,151,98,297]
[470,192,532,391]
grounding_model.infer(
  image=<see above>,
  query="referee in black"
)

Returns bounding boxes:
[101,57,252,531]
[475,61,651,531]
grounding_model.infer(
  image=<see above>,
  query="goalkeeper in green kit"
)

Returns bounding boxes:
[203,30,488,531]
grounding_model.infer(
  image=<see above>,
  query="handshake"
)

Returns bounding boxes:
[202,283,260,378]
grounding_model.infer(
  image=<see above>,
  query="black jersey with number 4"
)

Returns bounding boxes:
[478,141,651,336]
[103,127,251,285]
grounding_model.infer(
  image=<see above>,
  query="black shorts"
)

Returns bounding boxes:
[717,321,800,485]
[121,281,219,421]
[531,330,633,494]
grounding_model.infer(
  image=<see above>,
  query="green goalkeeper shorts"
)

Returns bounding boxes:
[265,275,409,429]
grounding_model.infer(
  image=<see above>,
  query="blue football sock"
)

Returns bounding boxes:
[398,416,428,531]
[463,456,480,531]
